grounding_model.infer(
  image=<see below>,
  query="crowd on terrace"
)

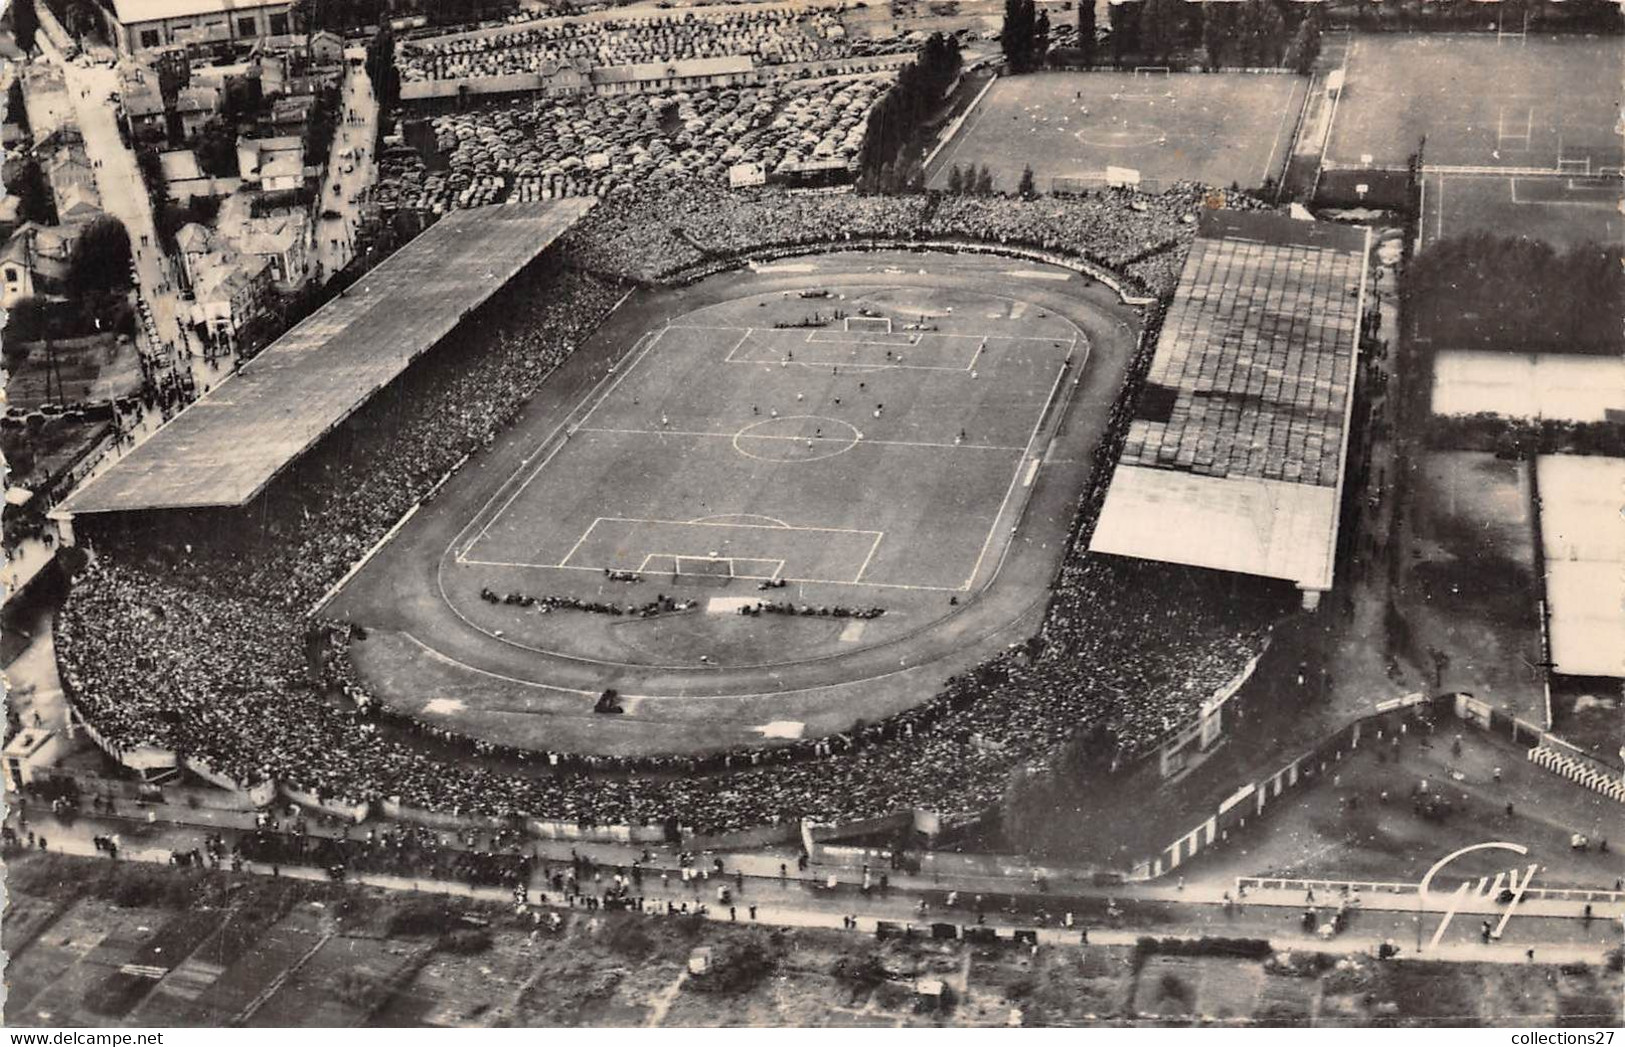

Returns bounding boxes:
[54,185,1287,834]
[397,9,875,83]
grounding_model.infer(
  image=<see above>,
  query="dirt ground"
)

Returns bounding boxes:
[6,854,1620,1028]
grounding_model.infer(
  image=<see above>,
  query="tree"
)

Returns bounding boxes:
[193,117,239,177]
[1001,0,1037,72]
[6,79,27,134]
[1283,8,1323,74]
[1235,0,1287,66]
[1201,2,1235,70]
[1017,163,1037,199]
[12,0,39,55]
[947,164,964,194]
[366,23,402,120]
[68,216,133,298]
[62,0,99,41]
[1138,0,1184,63]
[5,157,56,225]
[1078,0,1097,65]
[1033,10,1051,65]
[4,297,51,343]
[975,164,994,195]
[1107,2,1139,66]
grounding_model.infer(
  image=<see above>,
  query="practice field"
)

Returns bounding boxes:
[925,70,1306,193]
[458,287,1079,594]
[1327,34,1625,249]
[1420,169,1623,249]
[1328,34,1624,172]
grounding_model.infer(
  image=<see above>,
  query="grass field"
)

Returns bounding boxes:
[926,70,1306,193]
[1419,169,1623,249]
[457,286,1078,595]
[1328,33,1624,249]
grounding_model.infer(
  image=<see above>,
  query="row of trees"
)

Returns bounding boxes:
[1000,0,1052,74]
[944,163,997,195]
[1407,234,1623,356]
[855,32,962,191]
[1020,0,1322,73]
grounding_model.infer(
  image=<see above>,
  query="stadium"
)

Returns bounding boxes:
[27,11,1618,857]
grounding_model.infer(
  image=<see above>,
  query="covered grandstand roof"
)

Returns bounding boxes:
[1090,210,1371,593]
[57,198,596,516]
[1535,455,1625,679]
[1432,350,1625,424]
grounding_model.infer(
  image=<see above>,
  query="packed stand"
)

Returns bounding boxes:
[57,189,1289,835]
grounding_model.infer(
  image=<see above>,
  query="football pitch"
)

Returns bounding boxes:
[1328,33,1624,249]
[927,70,1306,193]
[455,286,1081,595]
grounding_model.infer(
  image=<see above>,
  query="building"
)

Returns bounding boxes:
[588,55,755,97]
[42,143,101,222]
[105,0,295,55]
[117,66,167,137]
[0,221,76,308]
[236,135,305,191]
[1431,350,1625,424]
[1090,210,1371,610]
[307,29,345,67]
[1534,454,1625,679]
[2,729,69,791]
[175,220,216,288]
[188,251,273,345]
[233,211,310,286]
[175,84,222,138]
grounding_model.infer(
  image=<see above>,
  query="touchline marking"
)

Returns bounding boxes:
[556,517,602,568]
[460,325,668,559]
[577,426,1027,453]
[853,531,885,584]
[455,558,964,592]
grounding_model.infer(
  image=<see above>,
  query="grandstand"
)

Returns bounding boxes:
[52,199,595,525]
[1534,455,1625,680]
[1090,210,1371,608]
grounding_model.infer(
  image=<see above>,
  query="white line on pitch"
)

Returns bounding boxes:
[576,426,1026,452]
[853,531,885,584]
[556,517,602,568]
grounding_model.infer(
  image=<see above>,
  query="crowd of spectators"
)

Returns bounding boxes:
[397,9,874,83]
[56,185,1289,835]
[376,77,884,212]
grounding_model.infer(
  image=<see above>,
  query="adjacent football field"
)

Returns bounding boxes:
[927,70,1306,192]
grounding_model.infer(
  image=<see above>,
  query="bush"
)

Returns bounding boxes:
[385,898,463,937]
[1605,948,1623,974]
[438,928,493,954]
[1135,936,1273,962]
[603,915,654,958]
[831,952,892,990]
[691,932,776,994]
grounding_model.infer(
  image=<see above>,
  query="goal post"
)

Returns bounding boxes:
[1132,66,1171,78]
[674,555,735,580]
[1556,156,1593,177]
[844,315,893,334]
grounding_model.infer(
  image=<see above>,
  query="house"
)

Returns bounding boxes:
[0,195,22,239]
[188,251,272,345]
[307,30,344,67]
[236,135,305,191]
[159,149,204,184]
[103,0,294,56]
[3,729,69,791]
[0,222,76,308]
[232,211,310,286]
[588,55,755,97]
[43,144,99,222]
[118,67,167,137]
[175,220,215,287]
[269,93,315,134]
[54,181,102,225]
[174,84,222,138]
[539,58,593,98]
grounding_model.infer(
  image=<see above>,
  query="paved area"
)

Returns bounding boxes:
[314,51,380,281]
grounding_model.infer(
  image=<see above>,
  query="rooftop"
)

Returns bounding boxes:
[110,0,289,26]
[1535,454,1625,678]
[56,199,597,516]
[1091,210,1370,592]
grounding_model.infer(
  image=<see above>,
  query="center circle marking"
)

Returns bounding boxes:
[732,415,861,463]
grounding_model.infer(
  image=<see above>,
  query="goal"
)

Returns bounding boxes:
[674,555,736,581]
[844,315,893,334]
[1556,156,1593,177]
[1133,66,1171,78]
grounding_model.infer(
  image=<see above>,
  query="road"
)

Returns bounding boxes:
[313,50,380,280]
[42,45,193,377]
